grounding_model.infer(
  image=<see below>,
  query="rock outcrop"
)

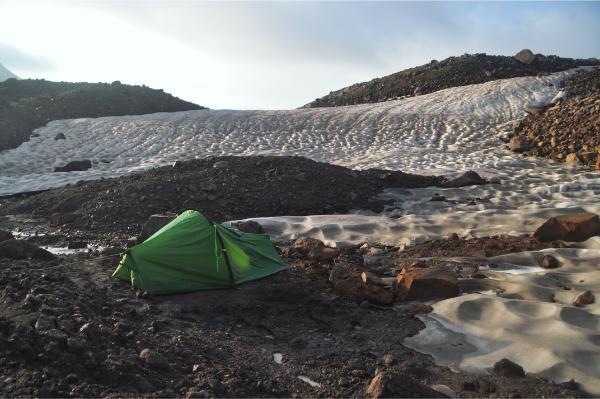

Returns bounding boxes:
[533,213,600,242]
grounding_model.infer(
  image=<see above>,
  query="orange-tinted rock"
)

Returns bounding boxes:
[541,254,560,269]
[366,371,443,398]
[573,291,595,307]
[294,237,337,261]
[395,268,459,301]
[533,213,600,242]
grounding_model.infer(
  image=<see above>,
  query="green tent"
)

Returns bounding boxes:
[112,210,287,294]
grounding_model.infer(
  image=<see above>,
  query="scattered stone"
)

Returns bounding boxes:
[441,171,487,188]
[430,193,446,201]
[212,161,228,169]
[447,233,459,241]
[573,290,595,307]
[565,153,581,164]
[0,230,13,242]
[396,303,433,315]
[524,104,553,115]
[293,237,337,261]
[54,160,92,172]
[533,213,600,242]
[396,268,459,301]
[382,354,394,366]
[508,136,532,152]
[54,133,66,140]
[185,389,209,398]
[430,384,456,398]
[541,254,560,269]
[139,348,169,369]
[366,371,443,398]
[514,49,536,65]
[0,239,55,260]
[492,358,526,378]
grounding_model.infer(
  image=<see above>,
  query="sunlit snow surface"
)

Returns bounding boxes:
[0,69,594,196]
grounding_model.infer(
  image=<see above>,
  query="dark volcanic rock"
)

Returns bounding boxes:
[138,214,176,242]
[54,160,92,173]
[0,239,55,260]
[492,358,526,378]
[1,156,445,237]
[441,171,487,188]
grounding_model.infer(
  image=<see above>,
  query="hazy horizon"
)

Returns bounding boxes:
[1,1,599,109]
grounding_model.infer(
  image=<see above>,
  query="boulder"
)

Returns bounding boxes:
[524,104,553,115]
[139,348,169,369]
[53,160,92,172]
[573,291,595,307]
[329,265,395,306]
[0,240,55,261]
[0,229,14,242]
[229,220,264,234]
[366,371,444,398]
[54,133,66,140]
[514,49,536,65]
[508,136,532,152]
[492,358,526,378]
[441,171,487,188]
[396,268,459,301]
[533,213,600,242]
[565,153,581,164]
[293,237,337,261]
[138,214,176,242]
[540,254,560,269]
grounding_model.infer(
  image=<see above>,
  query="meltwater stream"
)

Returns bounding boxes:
[1,68,599,393]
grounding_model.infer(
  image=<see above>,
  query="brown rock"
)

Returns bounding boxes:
[366,371,444,398]
[514,49,536,65]
[541,254,560,269]
[533,213,600,242]
[329,265,395,306]
[294,237,337,261]
[573,291,595,307]
[396,268,459,301]
[139,348,169,369]
[508,136,532,152]
[447,233,459,241]
[565,153,581,164]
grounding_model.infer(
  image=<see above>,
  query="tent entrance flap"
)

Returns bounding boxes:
[112,210,287,294]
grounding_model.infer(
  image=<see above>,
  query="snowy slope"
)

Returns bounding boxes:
[0,69,582,195]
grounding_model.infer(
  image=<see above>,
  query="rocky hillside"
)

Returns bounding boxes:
[303,50,598,108]
[0,63,18,82]
[0,79,204,151]
[509,68,599,168]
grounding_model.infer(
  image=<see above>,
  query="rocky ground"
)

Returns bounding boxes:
[303,50,598,108]
[0,234,590,398]
[0,155,594,397]
[0,156,486,243]
[509,68,600,167]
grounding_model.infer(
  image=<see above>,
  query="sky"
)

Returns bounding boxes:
[0,1,598,110]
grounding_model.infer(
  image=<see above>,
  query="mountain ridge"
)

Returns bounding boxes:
[303,50,599,108]
[0,78,204,152]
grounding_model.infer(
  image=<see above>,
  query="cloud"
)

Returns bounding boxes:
[0,43,56,72]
